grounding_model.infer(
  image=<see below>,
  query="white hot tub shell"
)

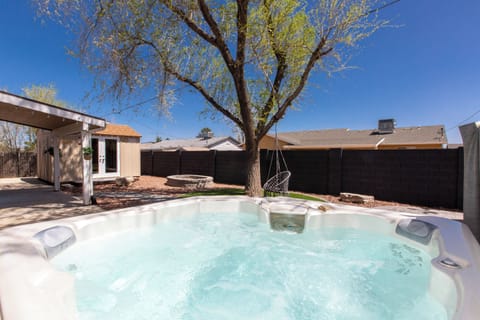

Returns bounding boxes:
[0,196,479,320]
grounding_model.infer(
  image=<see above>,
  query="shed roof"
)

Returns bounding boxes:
[95,124,142,138]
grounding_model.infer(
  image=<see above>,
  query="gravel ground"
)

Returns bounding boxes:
[64,176,244,210]
[0,176,461,230]
[64,176,462,220]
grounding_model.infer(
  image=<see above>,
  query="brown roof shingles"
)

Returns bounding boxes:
[380,125,447,145]
[95,124,142,138]
[275,125,447,148]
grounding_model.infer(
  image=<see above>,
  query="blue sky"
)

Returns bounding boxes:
[1,1,479,143]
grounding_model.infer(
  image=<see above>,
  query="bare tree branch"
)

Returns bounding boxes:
[235,0,248,67]
[166,65,245,131]
[231,0,255,143]
[259,38,333,138]
[196,0,235,69]
[136,37,244,130]
[164,3,218,50]
[256,0,288,134]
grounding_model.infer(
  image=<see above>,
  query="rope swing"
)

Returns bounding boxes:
[256,50,291,196]
[263,123,291,196]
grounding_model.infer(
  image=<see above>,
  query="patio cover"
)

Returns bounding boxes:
[0,90,106,205]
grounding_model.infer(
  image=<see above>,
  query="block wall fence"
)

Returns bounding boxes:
[141,148,464,210]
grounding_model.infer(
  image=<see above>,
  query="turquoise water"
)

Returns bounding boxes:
[52,212,448,320]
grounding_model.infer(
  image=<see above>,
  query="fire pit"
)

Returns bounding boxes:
[166,174,213,189]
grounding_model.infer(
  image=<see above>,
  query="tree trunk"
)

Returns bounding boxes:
[245,141,263,197]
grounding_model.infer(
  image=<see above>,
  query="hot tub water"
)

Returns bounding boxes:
[52,211,447,320]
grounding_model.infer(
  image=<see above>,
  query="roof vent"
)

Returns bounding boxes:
[377,119,396,134]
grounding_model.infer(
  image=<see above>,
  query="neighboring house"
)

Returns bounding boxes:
[259,120,448,150]
[141,136,242,151]
[37,123,142,183]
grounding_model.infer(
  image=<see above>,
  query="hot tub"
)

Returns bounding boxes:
[0,197,479,319]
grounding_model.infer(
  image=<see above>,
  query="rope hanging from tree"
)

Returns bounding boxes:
[263,123,291,196]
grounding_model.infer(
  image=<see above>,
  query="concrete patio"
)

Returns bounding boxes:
[0,178,103,229]
[0,176,464,231]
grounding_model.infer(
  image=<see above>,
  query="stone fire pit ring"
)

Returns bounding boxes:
[166,174,214,189]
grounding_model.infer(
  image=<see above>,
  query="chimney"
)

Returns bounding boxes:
[377,119,396,134]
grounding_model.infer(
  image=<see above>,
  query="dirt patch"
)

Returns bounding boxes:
[0,176,460,230]
[317,194,407,208]
[63,176,243,210]
[64,176,460,215]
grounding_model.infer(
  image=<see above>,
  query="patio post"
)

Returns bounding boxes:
[53,136,61,191]
[459,122,480,240]
[81,123,93,205]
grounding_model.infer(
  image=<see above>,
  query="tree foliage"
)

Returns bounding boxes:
[197,127,213,138]
[23,84,67,107]
[36,0,392,195]
[0,123,24,152]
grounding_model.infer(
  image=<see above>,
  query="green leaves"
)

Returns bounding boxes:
[35,0,390,138]
[22,84,67,107]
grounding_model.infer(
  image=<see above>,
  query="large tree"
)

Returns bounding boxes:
[37,0,393,196]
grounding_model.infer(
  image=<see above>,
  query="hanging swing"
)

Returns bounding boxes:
[263,124,291,197]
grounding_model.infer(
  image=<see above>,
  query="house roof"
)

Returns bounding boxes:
[179,147,211,151]
[375,125,447,145]
[95,123,142,138]
[274,125,447,149]
[141,136,240,151]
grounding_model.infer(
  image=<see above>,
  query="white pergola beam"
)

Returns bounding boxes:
[53,136,60,192]
[81,123,93,205]
[52,122,84,137]
[0,91,105,128]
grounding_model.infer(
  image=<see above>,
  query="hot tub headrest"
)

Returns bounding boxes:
[34,225,76,259]
[395,219,437,245]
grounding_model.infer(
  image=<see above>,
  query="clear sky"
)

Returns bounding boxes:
[1,0,479,143]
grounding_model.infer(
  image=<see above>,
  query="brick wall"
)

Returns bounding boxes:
[180,151,215,176]
[216,151,248,185]
[141,148,464,209]
[276,150,329,194]
[340,149,463,209]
